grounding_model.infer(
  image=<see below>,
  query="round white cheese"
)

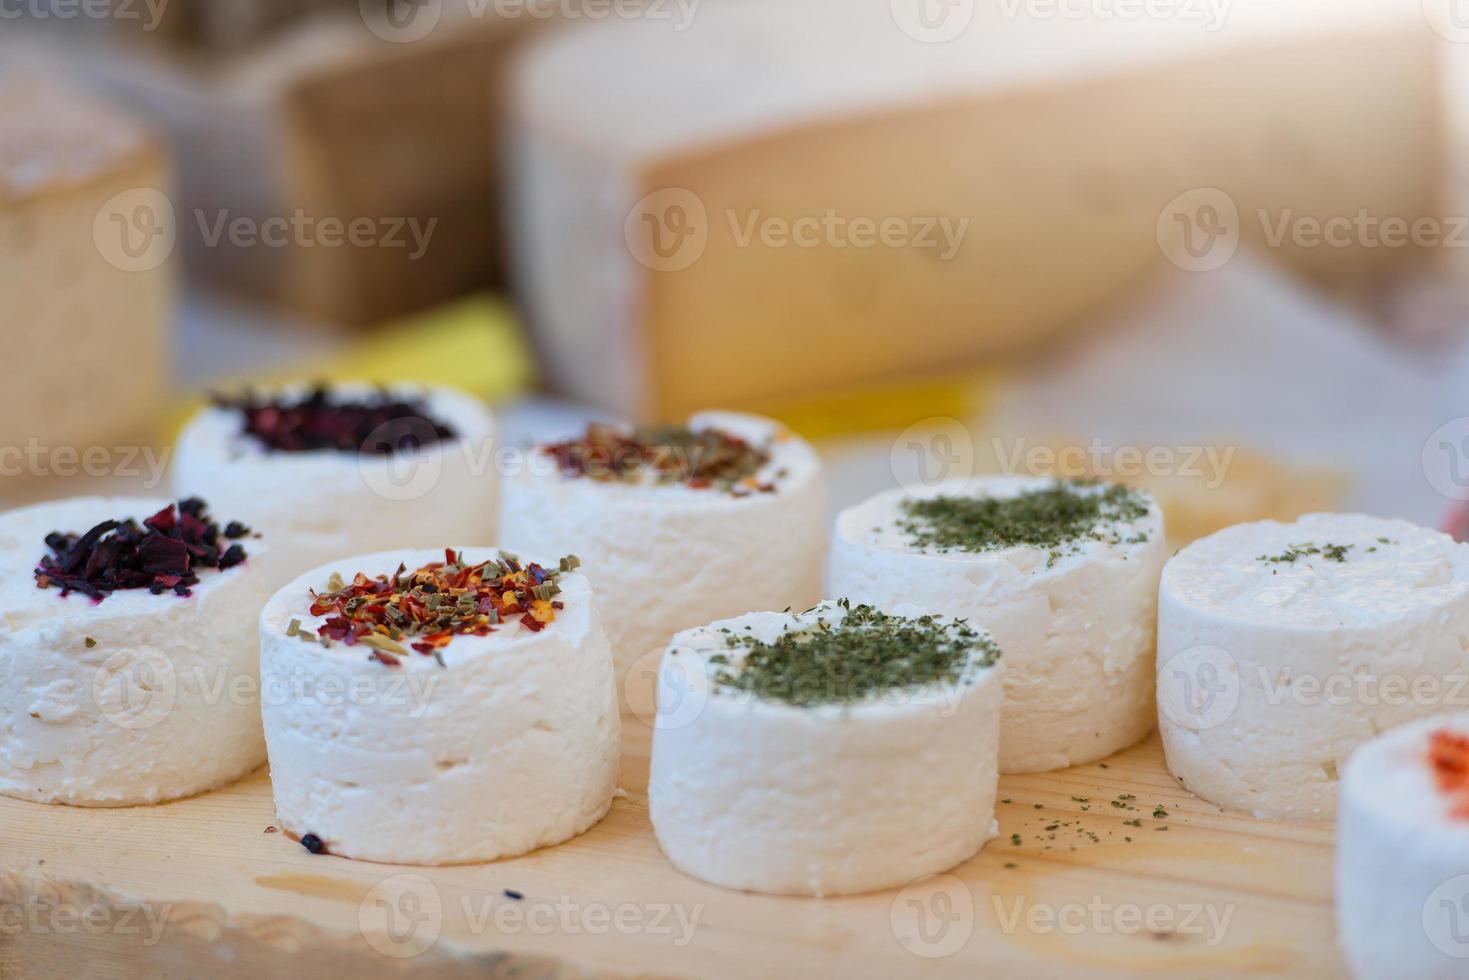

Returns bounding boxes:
[0,497,268,805]
[499,411,826,680]
[173,384,499,591]
[1158,513,1469,820]
[829,476,1164,773]
[1338,714,1469,979]
[648,601,1004,896]
[259,548,619,865]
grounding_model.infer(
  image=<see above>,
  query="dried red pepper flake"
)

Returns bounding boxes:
[215,384,457,455]
[297,551,581,665]
[35,498,250,602]
[1430,729,1469,819]
[541,423,778,495]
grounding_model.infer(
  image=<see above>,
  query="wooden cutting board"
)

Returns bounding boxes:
[0,716,1342,979]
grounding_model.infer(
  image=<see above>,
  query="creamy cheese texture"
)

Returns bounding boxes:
[0,497,267,805]
[648,601,1003,896]
[829,476,1164,773]
[259,548,619,865]
[1158,513,1469,821]
[499,411,826,685]
[173,384,499,592]
[1337,714,1469,979]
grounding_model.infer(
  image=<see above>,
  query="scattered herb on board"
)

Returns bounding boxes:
[216,385,457,454]
[295,550,579,666]
[1257,542,1353,564]
[710,600,999,707]
[896,480,1151,564]
[542,422,777,495]
[34,499,250,601]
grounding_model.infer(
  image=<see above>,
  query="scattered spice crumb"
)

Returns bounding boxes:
[503,889,524,901]
[300,833,326,854]
[264,826,278,834]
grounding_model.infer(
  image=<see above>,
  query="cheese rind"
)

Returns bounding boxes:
[829,477,1164,773]
[1337,714,1469,979]
[499,411,825,680]
[0,497,267,805]
[1158,514,1469,820]
[173,384,498,591]
[648,602,1003,896]
[259,549,619,865]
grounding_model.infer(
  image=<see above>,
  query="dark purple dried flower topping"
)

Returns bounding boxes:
[215,385,457,455]
[35,498,250,602]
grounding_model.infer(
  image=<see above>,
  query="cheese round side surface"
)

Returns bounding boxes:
[259,549,619,865]
[173,384,499,592]
[648,601,1003,896]
[829,477,1164,773]
[0,497,268,805]
[499,411,826,680]
[1158,513,1469,821]
[1337,715,1469,980]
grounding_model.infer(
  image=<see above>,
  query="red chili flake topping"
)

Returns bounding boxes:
[34,499,251,601]
[541,423,778,495]
[1430,729,1469,819]
[215,385,457,455]
[296,550,581,666]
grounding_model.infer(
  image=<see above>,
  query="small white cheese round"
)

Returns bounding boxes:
[499,411,826,678]
[648,601,1004,896]
[173,384,499,591]
[0,497,268,805]
[1158,513,1469,820]
[830,477,1165,773]
[1338,714,1469,979]
[259,548,620,865]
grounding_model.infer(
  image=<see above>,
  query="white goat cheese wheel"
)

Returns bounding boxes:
[259,548,619,865]
[499,411,825,679]
[1338,715,1469,979]
[173,383,498,591]
[0,497,267,805]
[1158,513,1469,820]
[830,476,1164,773]
[649,601,1003,896]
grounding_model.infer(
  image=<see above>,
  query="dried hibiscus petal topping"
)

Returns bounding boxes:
[541,423,777,495]
[294,551,581,666]
[215,385,457,455]
[35,499,251,601]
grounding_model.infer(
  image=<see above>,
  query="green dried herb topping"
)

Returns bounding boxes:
[710,600,999,707]
[896,480,1151,563]
[543,422,777,495]
[1257,542,1353,564]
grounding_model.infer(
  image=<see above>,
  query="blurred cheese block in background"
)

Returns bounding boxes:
[509,0,1443,421]
[8,9,551,326]
[0,76,171,461]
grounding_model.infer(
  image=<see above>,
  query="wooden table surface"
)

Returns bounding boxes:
[0,701,1343,979]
